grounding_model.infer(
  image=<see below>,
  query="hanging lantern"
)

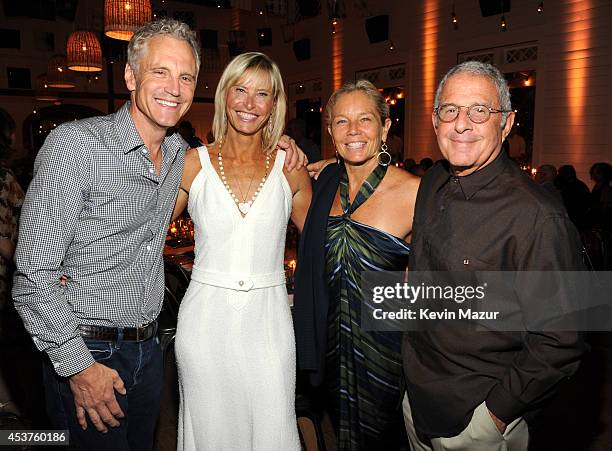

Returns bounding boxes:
[35,73,59,102]
[104,0,152,41]
[47,55,76,89]
[67,31,103,72]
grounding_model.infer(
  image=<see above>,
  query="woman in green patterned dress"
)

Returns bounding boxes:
[295,80,420,449]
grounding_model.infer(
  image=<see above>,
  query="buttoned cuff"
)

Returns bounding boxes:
[485,383,527,425]
[46,335,95,378]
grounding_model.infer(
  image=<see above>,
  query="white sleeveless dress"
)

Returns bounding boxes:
[175,146,299,451]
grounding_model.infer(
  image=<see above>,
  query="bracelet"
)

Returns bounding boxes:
[179,186,189,196]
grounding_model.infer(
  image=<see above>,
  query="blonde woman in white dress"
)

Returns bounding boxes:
[172,52,311,450]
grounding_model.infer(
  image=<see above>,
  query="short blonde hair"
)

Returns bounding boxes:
[211,52,287,153]
[325,79,389,126]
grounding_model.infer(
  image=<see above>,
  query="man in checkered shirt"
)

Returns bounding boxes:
[13,19,199,450]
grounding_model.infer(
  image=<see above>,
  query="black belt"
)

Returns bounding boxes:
[78,321,158,342]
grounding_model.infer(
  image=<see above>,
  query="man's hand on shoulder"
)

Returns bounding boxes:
[277,135,308,171]
[307,158,335,179]
[69,362,126,432]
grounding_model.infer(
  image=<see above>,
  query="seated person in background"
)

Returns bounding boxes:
[419,157,433,172]
[0,110,31,191]
[555,164,591,230]
[409,163,425,177]
[0,109,24,318]
[403,158,416,172]
[589,162,612,231]
[534,164,560,198]
[583,162,612,269]
[386,127,404,164]
[506,127,526,162]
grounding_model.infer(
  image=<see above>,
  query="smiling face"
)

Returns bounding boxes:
[225,69,275,138]
[328,91,391,166]
[433,73,514,176]
[125,35,197,137]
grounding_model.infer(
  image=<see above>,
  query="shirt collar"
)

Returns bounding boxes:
[114,101,186,157]
[450,151,509,200]
[113,102,145,153]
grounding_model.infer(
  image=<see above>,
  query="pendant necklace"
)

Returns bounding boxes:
[217,142,271,215]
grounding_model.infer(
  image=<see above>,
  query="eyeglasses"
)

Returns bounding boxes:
[434,104,511,124]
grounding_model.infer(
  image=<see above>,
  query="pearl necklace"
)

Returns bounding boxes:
[217,143,271,215]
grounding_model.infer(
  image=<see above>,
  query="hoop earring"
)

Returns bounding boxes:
[378,142,391,167]
[335,150,341,164]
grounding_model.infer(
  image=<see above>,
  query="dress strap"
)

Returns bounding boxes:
[196,145,210,171]
[185,146,210,199]
[272,149,286,173]
[340,163,388,217]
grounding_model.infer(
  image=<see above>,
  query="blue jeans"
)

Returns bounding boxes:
[42,335,163,451]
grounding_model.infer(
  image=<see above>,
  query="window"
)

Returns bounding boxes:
[0,29,20,49]
[7,67,31,89]
[34,31,55,52]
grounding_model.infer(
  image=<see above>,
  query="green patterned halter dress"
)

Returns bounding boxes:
[325,163,410,450]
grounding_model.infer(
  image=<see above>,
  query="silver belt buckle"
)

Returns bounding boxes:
[134,324,144,341]
[137,322,152,341]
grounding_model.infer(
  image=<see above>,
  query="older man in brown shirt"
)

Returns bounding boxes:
[402,61,586,451]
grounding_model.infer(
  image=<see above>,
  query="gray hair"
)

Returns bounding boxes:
[325,79,389,126]
[434,61,512,128]
[127,19,201,75]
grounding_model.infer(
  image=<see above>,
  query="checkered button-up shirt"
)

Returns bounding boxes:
[13,102,186,377]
